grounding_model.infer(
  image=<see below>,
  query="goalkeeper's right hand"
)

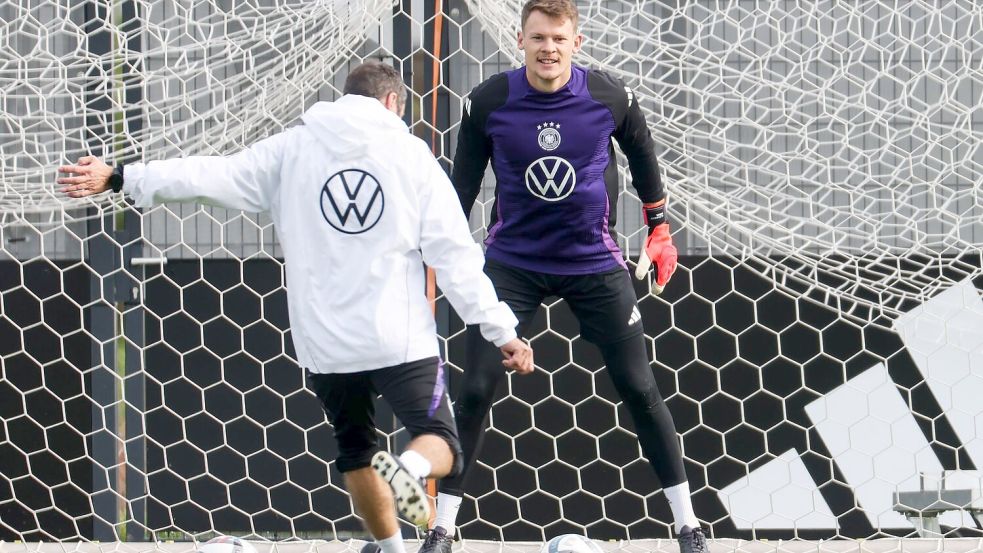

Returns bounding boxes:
[500,338,534,374]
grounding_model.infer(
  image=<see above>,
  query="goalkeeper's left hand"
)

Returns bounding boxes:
[634,199,677,294]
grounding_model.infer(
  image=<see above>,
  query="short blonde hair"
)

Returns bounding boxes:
[520,0,579,31]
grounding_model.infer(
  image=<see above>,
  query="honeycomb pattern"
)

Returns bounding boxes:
[0,0,392,214]
[1,0,983,546]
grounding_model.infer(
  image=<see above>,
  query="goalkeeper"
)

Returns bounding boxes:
[58,61,533,553]
[422,1,707,553]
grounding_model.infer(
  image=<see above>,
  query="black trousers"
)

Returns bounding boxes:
[438,259,687,496]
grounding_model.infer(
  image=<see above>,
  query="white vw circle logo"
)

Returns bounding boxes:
[525,156,576,201]
[320,169,385,234]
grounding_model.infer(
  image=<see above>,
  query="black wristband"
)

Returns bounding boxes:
[642,203,667,229]
[109,164,124,193]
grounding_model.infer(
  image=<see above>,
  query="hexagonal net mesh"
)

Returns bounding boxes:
[2,0,983,546]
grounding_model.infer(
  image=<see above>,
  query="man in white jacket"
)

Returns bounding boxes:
[58,61,533,553]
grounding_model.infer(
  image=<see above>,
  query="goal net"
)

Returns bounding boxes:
[2,0,982,545]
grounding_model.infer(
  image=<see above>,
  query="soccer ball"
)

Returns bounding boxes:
[198,536,258,553]
[540,534,603,553]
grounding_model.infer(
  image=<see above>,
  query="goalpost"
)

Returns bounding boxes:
[1,0,982,548]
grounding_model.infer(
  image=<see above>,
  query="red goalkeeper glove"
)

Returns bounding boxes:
[634,200,677,294]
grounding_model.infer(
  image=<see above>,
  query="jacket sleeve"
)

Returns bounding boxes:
[418,152,518,347]
[122,131,290,212]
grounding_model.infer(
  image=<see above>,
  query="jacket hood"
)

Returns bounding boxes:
[302,94,408,159]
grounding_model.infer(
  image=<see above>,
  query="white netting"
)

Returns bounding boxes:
[2,0,983,546]
[1,0,391,215]
[469,0,983,319]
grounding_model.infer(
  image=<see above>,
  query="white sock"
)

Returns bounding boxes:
[434,492,463,536]
[398,450,432,480]
[377,531,406,553]
[663,481,699,534]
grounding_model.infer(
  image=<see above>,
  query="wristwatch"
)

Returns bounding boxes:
[109,164,124,193]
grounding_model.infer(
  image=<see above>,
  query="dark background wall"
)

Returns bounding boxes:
[0,260,93,540]
[1,258,980,541]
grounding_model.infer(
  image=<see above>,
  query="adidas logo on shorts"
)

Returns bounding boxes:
[627,306,641,326]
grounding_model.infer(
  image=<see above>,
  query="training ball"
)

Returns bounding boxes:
[540,535,603,553]
[198,536,258,553]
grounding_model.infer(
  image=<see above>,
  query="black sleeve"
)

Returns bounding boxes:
[450,73,508,218]
[588,70,665,204]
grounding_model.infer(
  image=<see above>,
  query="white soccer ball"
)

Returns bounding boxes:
[540,534,603,553]
[198,536,258,553]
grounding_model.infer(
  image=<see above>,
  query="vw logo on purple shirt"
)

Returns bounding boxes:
[524,156,577,201]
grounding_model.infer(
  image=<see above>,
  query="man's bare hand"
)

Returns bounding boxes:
[58,156,114,197]
[499,338,534,375]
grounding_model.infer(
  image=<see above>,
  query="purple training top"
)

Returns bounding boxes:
[451,65,665,276]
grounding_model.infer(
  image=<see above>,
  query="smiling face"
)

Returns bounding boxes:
[517,9,583,93]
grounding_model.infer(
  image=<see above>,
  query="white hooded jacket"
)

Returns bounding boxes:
[124,94,518,373]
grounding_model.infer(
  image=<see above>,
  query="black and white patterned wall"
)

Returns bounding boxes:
[3,257,980,541]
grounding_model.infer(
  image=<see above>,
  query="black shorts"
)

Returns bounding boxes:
[306,357,461,473]
[485,258,644,345]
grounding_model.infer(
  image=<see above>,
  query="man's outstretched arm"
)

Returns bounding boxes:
[58,131,292,212]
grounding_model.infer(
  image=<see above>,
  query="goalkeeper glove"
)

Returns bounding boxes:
[634,199,677,294]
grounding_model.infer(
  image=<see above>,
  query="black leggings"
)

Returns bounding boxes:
[438,326,687,496]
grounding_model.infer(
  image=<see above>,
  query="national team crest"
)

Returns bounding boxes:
[537,121,561,151]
